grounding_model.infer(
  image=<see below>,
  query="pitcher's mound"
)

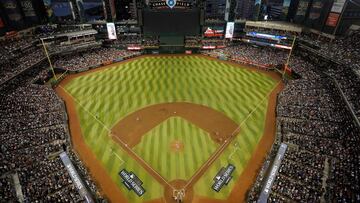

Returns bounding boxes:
[170,140,184,152]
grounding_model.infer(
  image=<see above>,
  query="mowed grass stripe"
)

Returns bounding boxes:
[65,56,277,201]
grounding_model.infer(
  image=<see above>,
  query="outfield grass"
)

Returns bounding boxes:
[64,55,277,202]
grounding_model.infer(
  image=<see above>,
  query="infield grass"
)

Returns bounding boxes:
[133,117,219,181]
[63,55,277,202]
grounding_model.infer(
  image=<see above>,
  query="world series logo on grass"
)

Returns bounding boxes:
[166,0,176,8]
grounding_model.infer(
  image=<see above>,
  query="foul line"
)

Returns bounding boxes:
[58,85,174,190]
[183,81,281,190]
[112,135,175,190]
[58,85,111,132]
[59,80,281,193]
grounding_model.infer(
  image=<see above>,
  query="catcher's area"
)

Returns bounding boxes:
[110,102,239,203]
[55,55,283,203]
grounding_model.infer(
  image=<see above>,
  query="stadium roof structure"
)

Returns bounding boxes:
[245,21,303,33]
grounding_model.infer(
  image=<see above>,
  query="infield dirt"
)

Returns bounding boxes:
[55,54,283,203]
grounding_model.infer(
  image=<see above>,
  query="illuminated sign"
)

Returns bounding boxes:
[202,45,216,49]
[225,22,234,39]
[127,46,142,50]
[106,22,117,39]
[246,32,287,40]
[331,0,346,13]
[166,0,176,8]
[204,27,224,37]
[258,144,287,203]
[326,12,340,27]
[59,152,94,203]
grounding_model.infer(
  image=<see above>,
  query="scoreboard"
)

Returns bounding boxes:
[142,8,200,35]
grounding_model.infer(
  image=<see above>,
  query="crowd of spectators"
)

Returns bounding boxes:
[201,39,227,47]
[0,55,103,202]
[1,26,359,202]
[0,176,17,201]
[248,54,360,202]
[244,27,299,37]
[199,36,359,201]
[54,47,140,71]
[116,35,142,45]
[185,36,201,47]
[297,32,360,121]
[327,65,360,120]
[0,37,36,61]
[201,43,288,68]
[143,36,159,47]
[299,30,360,70]
[228,27,359,202]
[0,46,46,85]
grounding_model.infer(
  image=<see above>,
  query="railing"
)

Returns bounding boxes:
[326,74,360,129]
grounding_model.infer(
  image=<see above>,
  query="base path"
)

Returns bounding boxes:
[192,82,284,203]
[110,102,239,203]
[111,102,239,147]
[55,86,129,203]
[55,54,284,203]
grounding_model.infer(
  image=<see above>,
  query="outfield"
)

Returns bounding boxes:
[55,55,283,202]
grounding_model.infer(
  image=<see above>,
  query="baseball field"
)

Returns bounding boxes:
[55,55,283,203]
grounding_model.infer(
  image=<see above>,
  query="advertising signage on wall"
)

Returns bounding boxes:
[294,0,310,23]
[326,12,340,27]
[331,0,346,13]
[282,0,291,19]
[20,0,39,24]
[20,0,36,17]
[106,22,117,39]
[204,27,224,37]
[308,0,323,20]
[325,0,346,27]
[1,0,25,28]
[296,0,310,17]
[225,22,234,39]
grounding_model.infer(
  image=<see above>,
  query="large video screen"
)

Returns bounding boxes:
[143,8,200,35]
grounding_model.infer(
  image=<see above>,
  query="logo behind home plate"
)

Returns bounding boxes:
[166,0,176,8]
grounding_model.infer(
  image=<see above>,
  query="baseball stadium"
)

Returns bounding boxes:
[1,0,360,203]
